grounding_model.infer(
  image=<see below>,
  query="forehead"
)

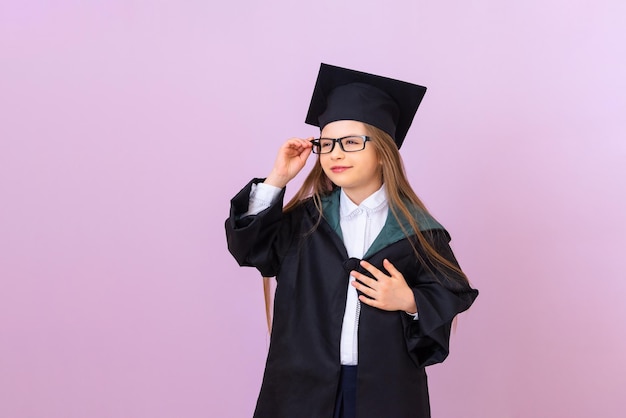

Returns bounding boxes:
[321,120,368,137]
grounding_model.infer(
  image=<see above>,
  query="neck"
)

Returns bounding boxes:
[343,182,383,206]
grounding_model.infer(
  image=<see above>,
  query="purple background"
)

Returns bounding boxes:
[1,1,625,417]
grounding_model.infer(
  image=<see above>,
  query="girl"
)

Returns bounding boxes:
[226,64,478,418]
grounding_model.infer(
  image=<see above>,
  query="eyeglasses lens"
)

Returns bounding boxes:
[313,136,365,154]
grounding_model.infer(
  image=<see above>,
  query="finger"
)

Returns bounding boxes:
[283,140,312,157]
[299,145,312,161]
[350,270,378,289]
[298,138,314,151]
[359,260,389,281]
[358,294,382,309]
[291,137,314,146]
[351,279,377,298]
[382,259,403,278]
[286,139,307,151]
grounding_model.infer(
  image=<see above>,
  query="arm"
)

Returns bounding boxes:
[225,137,314,276]
[400,230,478,367]
[351,230,478,367]
[225,178,287,277]
[238,182,283,218]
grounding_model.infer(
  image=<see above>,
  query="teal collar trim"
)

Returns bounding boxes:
[320,189,343,240]
[320,188,445,258]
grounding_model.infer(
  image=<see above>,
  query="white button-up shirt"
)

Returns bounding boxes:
[338,186,388,365]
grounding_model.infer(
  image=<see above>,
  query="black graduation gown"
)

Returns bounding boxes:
[225,179,478,418]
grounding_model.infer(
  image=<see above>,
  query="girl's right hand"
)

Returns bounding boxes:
[264,137,314,188]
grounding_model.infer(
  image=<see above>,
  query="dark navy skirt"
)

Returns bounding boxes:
[333,365,357,418]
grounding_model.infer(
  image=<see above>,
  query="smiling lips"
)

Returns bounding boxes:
[330,166,351,173]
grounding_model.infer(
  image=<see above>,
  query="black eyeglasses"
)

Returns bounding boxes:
[310,135,371,154]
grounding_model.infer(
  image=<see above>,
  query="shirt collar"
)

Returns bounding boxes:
[340,185,388,219]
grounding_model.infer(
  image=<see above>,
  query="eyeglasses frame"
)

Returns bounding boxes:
[309,135,371,154]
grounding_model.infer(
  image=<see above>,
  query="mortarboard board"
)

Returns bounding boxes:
[305,63,427,149]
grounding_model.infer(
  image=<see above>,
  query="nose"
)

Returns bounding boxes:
[329,141,344,159]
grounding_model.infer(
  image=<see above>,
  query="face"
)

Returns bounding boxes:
[319,120,382,204]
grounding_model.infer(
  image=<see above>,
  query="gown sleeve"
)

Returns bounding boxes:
[400,229,478,367]
[225,178,291,277]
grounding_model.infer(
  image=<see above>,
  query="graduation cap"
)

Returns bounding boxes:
[305,63,427,149]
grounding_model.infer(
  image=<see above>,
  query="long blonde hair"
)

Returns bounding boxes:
[264,123,468,331]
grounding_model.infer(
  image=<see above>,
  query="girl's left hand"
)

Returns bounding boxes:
[351,259,417,314]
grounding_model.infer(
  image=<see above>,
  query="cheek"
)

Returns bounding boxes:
[367,158,382,174]
[319,156,334,174]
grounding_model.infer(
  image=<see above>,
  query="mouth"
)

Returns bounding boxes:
[330,166,351,173]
